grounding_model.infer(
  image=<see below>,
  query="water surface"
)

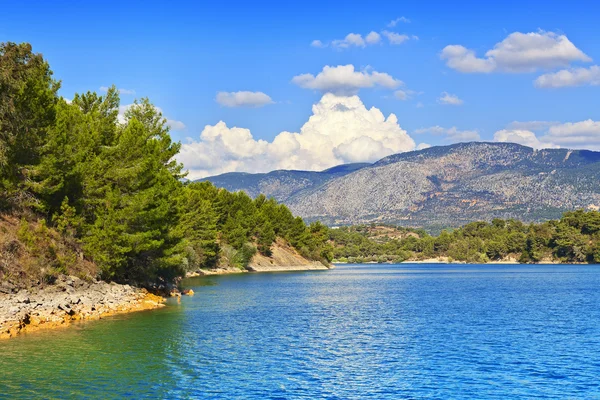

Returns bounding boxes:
[1,264,600,399]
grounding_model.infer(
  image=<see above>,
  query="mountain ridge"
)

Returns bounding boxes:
[201,142,600,229]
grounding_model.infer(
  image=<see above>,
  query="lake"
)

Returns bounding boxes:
[1,264,600,399]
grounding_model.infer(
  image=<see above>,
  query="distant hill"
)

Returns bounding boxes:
[201,142,600,229]
[198,163,370,201]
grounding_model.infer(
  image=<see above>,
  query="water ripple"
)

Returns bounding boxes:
[1,264,600,398]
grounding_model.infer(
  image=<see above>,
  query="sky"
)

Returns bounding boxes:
[2,0,600,178]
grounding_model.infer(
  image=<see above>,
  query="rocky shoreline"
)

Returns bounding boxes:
[0,276,165,340]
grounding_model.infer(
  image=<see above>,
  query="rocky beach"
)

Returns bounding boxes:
[0,276,165,340]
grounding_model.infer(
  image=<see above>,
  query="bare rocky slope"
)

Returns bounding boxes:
[203,142,600,229]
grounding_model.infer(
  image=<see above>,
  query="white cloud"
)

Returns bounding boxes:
[437,92,464,105]
[388,17,410,27]
[177,93,416,179]
[495,119,600,150]
[441,31,591,73]
[118,104,186,131]
[100,86,136,95]
[416,143,431,150]
[292,65,402,95]
[535,65,600,88]
[215,91,274,108]
[493,129,555,149]
[415,126,480,142]
[544,120,600,149]
[318,28,415,49]
[382,31,410,45]
[365,31,381,45]
[332,33,366,49]
[440,45,496,73]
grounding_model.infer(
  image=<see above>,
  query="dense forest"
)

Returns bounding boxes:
[0,42,332,286]
[329,210,600,264]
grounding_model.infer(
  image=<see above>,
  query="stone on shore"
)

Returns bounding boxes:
[0,276,165,340]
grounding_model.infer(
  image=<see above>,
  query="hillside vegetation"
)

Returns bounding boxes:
[329,210,600,264]
[0,42,332,286]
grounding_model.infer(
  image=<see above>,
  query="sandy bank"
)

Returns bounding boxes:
[0,276,165,340]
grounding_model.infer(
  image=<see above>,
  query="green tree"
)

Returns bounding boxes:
[0,42,60,207]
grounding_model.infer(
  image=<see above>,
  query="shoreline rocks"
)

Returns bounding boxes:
[0,275,165,340]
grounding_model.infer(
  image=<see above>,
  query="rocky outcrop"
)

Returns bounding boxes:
[0,275,164,340]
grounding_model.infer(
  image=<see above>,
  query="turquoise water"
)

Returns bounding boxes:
[1,264,600,399]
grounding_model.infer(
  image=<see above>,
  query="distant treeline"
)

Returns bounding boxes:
[329,210,600,264]
[0,42,331,284]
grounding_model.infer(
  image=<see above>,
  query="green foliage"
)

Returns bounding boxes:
[0,42,60,209]
[0,42,329,284]
[329,212,600,264]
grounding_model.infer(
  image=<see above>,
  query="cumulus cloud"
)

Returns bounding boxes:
[100,86,136,95]
[388,17,410,27]
[332,33,366,49]
[415,126,480,142]
[292,65,402,95]
[118,104,186,131]
[382,31,410,45]
[441,31,591,73]
[437,92,464,105]
[177,93,416,179]
[495,119,600,150]
[215,91,274,108]
[544,120,600,149]
[316,27,415,49]
[440,45,496,73]
[493,129,555,149]
[365,31,381,45]
[535,65,600,88]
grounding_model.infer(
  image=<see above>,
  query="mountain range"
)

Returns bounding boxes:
[200,142,600,229]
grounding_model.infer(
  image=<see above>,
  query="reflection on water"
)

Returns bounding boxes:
[1,264,600,398]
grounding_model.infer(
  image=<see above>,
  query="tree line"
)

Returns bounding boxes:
[0,42,332,285]
[329,210,600,264]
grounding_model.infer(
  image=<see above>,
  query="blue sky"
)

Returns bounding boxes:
[2,0,599,177]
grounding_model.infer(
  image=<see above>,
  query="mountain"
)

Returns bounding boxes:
[198,163,370,201]
[202,142,600,229]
